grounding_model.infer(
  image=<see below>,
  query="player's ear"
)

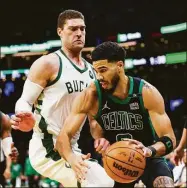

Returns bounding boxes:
[116,61,124,72]
[57,27,63,37]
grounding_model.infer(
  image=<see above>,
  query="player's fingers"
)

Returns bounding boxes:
[10,115,21,122]
[75,166,86,180]
[94,139,99,148]
[82,153,91,160]
[143,148,151,157]
[101,141,110,152]
[97,138,107,151]
[80,159,90,169]
[135,143,144,149]
[11,125,20,130]
[96,144,103,152]
[98,141,110,154]
[14,112,26,117]
[76,171,83,181]
[126,139,140,145]
[10,120,19,127]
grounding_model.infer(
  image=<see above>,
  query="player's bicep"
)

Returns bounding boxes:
[28,54,58,88]
[27,56,49,87]
[143,83,176,145]
[149,110,173,137]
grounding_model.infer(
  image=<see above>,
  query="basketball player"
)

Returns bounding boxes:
[0,111,18,187]
[0,111,18,159]
[57,41,176,187]
[172,120,187,165]
[10,10,114,187]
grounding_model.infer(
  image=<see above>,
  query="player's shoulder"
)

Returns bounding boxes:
[80,82,98,102]
[30,52,60,73]
[141,79,164,112]
[142,79,161,97]
[87,82,97,95]
[38,52,59,66]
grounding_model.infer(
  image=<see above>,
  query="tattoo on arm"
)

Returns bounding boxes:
[153,176,174,187]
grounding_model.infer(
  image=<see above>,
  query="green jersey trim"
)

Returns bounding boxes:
[60,49,88,73]
[37,100,43,106]
[107,76,134,104]
[38,116,61,161]
[93,80,102,119]
[89,64,97,80]
[35,107,41,113]
[47,53,63,87]
[139,79,146,113]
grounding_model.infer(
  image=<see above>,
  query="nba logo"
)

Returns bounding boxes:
[130,102,139,110]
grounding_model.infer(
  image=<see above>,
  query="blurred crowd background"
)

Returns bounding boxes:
[0,0,187,187]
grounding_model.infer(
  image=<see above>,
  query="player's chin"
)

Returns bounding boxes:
[73,45,84,51]
[102,85,113,91]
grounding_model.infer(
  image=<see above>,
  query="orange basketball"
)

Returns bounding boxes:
[103,140,146,183]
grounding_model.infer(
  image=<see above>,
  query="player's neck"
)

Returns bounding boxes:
[112,75,129,100]
[62,47,83,66]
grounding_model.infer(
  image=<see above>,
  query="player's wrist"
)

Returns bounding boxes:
[66,153,76,164]
[147,146,157,158]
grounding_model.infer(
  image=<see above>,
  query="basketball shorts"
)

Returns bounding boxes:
[29,133,114,187]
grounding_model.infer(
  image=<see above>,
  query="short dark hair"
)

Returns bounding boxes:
[92,41,126,62]
[57,9,85,29]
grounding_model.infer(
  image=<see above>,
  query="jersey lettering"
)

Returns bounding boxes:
[101,111,143,131]
[65,80,89,93]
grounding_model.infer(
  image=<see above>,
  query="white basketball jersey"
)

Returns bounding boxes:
[33,49,95,152]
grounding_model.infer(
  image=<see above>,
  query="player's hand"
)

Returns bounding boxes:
[10,111,35,132]
[123,139,152,158]
[94,138,110,155]
[68,153,91,182]
[9,143,19,161]
[171,147,184,166]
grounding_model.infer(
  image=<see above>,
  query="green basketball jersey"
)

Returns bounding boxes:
[94,76,158,146]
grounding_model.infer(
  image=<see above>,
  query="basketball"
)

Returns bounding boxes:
[103,140,146,183]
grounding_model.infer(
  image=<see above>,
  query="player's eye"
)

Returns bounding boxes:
[99,69,107,73]
[80,26,85,31]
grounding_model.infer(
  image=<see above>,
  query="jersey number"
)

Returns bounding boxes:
[116,133,133,141]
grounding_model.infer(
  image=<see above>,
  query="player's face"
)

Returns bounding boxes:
[93,60,120,91]
[58,19,86,52]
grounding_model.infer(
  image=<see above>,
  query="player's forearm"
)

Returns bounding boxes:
[90,127,103,139]
[89,119,104,139]
[6,156,12,169]
[56,131,75,162]
[15,79,43,113]
[15,98,33,113]
[177,128,187,150]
